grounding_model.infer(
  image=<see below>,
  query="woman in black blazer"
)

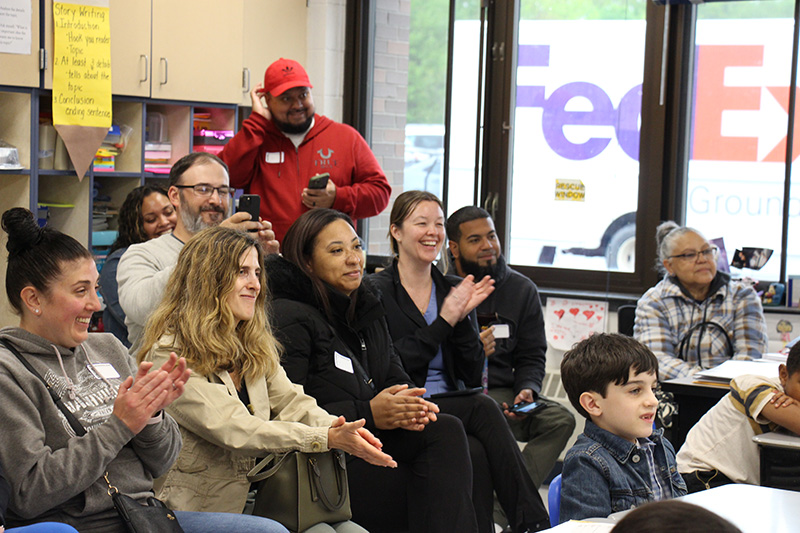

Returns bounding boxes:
[267,209,479,533]
[370,191,549,533]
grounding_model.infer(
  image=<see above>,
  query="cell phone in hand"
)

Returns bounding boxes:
[509,401,544,415]
[308,173,330,190]
[236,194,260,232]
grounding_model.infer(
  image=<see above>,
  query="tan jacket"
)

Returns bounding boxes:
[145,335,337,513]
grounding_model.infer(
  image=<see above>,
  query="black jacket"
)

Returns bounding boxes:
[266,255,412,431]
[477,256,547,396]
[369,260,483,390]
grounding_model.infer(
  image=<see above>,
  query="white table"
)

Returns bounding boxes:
[676,484,800,533]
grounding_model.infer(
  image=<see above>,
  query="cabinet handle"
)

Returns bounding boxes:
[243,67,250,93]
[160,57,168,85]
[140,54,149,83]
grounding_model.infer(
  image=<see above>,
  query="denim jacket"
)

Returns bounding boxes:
[559,420,687,523]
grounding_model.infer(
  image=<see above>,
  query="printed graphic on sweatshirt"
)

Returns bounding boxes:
[44,366,121,436]
[314,148,338,170]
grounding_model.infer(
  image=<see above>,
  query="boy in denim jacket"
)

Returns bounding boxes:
[559,334,686,523]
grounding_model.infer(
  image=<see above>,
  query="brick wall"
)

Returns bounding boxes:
[367,0,410,256]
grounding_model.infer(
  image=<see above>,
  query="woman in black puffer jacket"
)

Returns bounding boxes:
[266,209,478,533]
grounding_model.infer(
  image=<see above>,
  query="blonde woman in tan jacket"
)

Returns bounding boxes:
[139,226,395,532]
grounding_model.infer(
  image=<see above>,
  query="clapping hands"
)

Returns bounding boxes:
[440,275,495,326]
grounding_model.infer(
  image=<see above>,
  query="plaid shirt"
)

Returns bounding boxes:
[634,274,767,379]
[637,438,670,501]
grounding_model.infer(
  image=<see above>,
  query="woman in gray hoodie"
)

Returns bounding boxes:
[0,208,287,533]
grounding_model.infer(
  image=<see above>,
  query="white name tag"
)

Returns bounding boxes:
[88,363,120,380]
[265,151,284,164]
[334,351,354,374]
[493,324,510,339]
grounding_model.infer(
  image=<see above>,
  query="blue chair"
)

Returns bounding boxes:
[548,473,562,527]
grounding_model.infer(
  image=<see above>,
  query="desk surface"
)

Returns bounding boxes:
[678,484,800,533]
[661,376,730,398]
[753,431,800,450]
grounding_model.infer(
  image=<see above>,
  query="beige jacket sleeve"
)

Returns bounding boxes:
[145,339,336,456]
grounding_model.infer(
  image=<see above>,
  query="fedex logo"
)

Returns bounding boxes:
[516,43,799,163]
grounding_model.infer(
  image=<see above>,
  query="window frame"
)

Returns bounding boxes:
[345,1,800,294]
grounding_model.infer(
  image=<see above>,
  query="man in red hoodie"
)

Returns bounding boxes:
[221,58,391,243]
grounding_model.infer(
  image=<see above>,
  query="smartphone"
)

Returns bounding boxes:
[236,194,260,232]
[510,401,544,415]
[308,173,330,190]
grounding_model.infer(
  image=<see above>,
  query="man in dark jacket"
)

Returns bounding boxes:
[446,206,576,489]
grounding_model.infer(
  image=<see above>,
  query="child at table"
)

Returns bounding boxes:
[676,342,800,492]
[559,334,687,523]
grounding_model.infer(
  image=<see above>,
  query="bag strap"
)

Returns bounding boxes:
[676,320,734,368]
[308,450,348,511]
[246,452,294,483]
[0,338,86,436]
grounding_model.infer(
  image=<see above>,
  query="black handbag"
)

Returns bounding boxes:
[247,449,351,533]
[0,339,184,533]
[105,472,184,533]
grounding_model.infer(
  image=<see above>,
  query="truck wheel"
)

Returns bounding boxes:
[606,224,636,271]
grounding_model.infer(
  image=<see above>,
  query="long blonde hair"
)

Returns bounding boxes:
[138,226,279,380]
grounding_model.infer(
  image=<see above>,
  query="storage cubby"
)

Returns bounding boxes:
[112,100,145,174]
[146,103,192,166]
[38,175,91,247]
[0,91,33,170]
[0,174,32,326]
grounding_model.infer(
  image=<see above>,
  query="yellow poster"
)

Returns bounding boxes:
[52,2,111,127]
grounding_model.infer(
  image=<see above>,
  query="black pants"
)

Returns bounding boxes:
[436,393,550,533]
[347,413,478,533]
[681,470,735,494]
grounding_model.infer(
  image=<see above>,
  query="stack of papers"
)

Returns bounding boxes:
[694,360,781,384]
[145,141,172,174]
[93,148,115,172]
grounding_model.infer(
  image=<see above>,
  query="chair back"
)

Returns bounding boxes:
[548,473,562,527]
[617,304,637,337]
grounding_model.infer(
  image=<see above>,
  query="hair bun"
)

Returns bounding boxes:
[655,220,679,249]
[2,208,44,256]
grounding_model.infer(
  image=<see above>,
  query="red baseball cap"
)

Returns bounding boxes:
[262,58,313,97]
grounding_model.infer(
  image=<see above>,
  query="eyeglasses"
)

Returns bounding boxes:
[174,184,234,198]
[668,247,718,262]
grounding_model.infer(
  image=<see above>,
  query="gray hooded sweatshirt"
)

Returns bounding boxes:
[0,327,181,531]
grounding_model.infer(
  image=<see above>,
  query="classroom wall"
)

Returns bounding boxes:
[306,0,346,121]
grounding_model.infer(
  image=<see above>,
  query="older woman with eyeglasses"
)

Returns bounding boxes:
[634,221,768,379]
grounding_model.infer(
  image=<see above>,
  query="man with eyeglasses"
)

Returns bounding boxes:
[220,58,391,243]
[117,152,280,353]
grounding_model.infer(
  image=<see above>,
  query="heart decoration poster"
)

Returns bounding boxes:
[545,298,608,351]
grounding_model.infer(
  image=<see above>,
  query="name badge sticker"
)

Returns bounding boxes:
[493,324,510,339]
[88,363,120,380]
[265,152,285,164]
[333,351,354,374]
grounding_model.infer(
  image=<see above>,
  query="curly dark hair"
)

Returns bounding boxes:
[109,185,171,255]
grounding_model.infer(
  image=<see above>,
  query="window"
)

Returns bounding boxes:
[506,1,648,274]
[349,0,800,293]
[685,1,796,282]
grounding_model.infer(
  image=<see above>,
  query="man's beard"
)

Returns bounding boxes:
[459,254,499,280]
[180,204,225,234]
[273,112,314,134]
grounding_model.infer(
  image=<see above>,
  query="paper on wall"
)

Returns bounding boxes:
[0,0,31,55]
[545,298,608,351]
